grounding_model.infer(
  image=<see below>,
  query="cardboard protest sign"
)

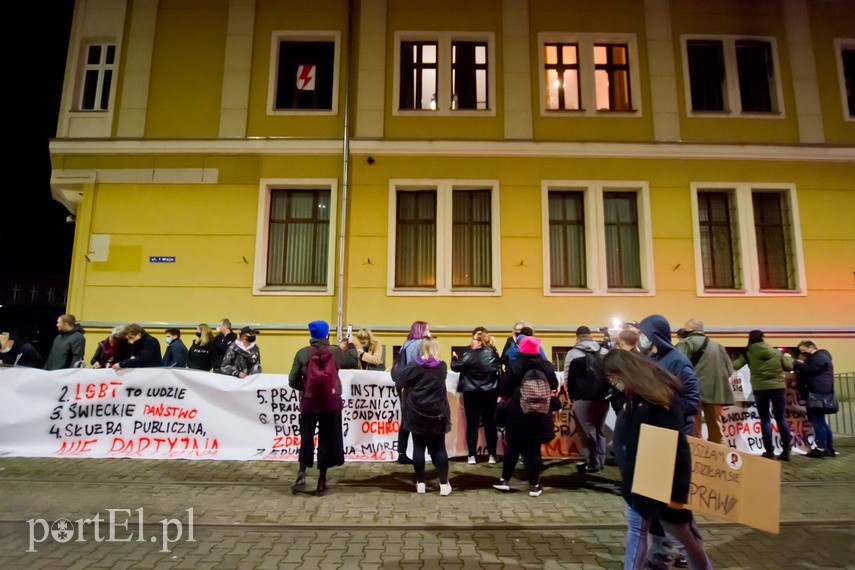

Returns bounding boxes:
[632,425,780,534]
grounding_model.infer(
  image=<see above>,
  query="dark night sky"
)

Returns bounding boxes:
[2,1,77,277]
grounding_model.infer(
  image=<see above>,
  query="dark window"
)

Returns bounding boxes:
[452,190,492,288]
[548,191,587,288]
[603,192,641,288]
[687,40,726,111]
[843,48,855,117]
[544,43,580,110]
[735,40,774,113]
[266,190,330,287]
[753,192,793,290]
[275,41,335,110]
[80,43,115,111]
[400,41,438,110]
[594,44,631,111]
[698,191,737,288]
[452,41,489,110]
[395,191,437,288]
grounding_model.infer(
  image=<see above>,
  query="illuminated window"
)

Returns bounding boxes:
[544,44,580,111]
[400,41,438,110]
[594,44,631,111]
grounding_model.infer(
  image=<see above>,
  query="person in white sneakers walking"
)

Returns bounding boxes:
[391,337,453,496]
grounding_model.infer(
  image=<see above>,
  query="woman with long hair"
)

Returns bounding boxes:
[188,323,216,371]
[90,325,130,368]
[393,321,430,464]
[451,328,501,464]
[356,327,385,371]
[603,349,712,570]
[391,337,452,495]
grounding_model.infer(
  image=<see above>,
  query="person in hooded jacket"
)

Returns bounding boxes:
[563,325,610,473]
[637,314,702,570]
[392,336,453,496]
[113,324,162,369]
[493,335,558,497]
[162,328,189,368]
[793,340,835,458]
[732,329,793,461]
[44,314,86,370]
[604,349,713,570]
[451,328,501,465]
[219,326,262,378]
[289,320,358,496]
[504,326,549,364]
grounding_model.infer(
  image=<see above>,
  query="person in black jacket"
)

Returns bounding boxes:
[162,328,189,368]
[794,340,837,458]
[210,318,236,372]
[392,336,453,496]
[187,323,216,371]
[112,324,162,369]
[1,332,43,368]
[451,328,501,465]
[492,335,558,497]
[603,349,712,570]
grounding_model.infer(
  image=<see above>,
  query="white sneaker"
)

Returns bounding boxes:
[467,456,476,465]
[416,482,426,494]
[488,455,498,464]
[440,482,452,496]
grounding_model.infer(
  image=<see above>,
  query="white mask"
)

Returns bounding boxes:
[638,334,653,351]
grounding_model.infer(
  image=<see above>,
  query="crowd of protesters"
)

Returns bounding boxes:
[2,311,839,570]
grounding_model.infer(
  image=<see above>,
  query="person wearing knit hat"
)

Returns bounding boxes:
[493,334,558,497]
[288,320,359,496]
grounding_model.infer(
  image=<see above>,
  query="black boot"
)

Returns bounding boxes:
[292,471,306,490]
[777,443,791,462]
[316,468,327,497]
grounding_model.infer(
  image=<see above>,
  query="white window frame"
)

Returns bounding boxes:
[392,31,497,117]
[537,33,643,117]
[253,178,338,296]
[541,181,654,296]
[387,179,501,296]
[689,183,806,297]
[834,39,855,122]
[76,41,117,112]
[680,34,785,119]
[267,31,341,116]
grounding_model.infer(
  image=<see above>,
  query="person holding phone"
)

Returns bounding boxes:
[356,327,385,371]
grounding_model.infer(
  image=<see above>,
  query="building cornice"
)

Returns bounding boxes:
[48,138,855,162]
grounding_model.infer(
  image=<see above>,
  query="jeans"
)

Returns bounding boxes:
[572,400,609,469]
[624,505,712,570]
[463,389,498,457]
[808,412,833,450]
[754,388,791,453]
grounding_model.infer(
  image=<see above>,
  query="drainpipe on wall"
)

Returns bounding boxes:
[336,0,355,341]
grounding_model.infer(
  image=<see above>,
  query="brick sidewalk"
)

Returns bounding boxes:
[1,436,854,569]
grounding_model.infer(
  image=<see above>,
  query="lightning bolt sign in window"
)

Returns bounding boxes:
[296,65,316,91]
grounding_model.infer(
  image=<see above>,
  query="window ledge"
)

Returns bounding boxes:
[267,109,337,116]
[254,286,332,296]
[388,288,501,297]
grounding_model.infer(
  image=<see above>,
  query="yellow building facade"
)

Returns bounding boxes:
[50,0,855,373]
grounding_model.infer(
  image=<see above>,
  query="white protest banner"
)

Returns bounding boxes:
[0,367,585,461]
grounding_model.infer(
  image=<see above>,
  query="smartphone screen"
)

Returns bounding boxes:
[346,325,353,340]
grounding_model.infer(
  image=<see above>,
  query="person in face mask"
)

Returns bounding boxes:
[355,328,385,371]
[0,332,43,368]
[219,326,262,379]
[161,328,189,368]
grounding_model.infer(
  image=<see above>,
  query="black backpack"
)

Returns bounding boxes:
[567,350,609,400]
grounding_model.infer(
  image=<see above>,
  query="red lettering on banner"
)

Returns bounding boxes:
[361,421,400,435]
[272,436,301,449]
[55,438,98,455]
[75,382,123,401]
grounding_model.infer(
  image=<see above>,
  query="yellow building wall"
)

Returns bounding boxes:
[670,0,801,144]
[145,0,229,138]
[808,1,855,145]
[245,0,349,138]
[382,0,505,140]
[528,0,655,142]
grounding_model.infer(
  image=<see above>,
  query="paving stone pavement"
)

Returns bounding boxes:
[1,436,854,569]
